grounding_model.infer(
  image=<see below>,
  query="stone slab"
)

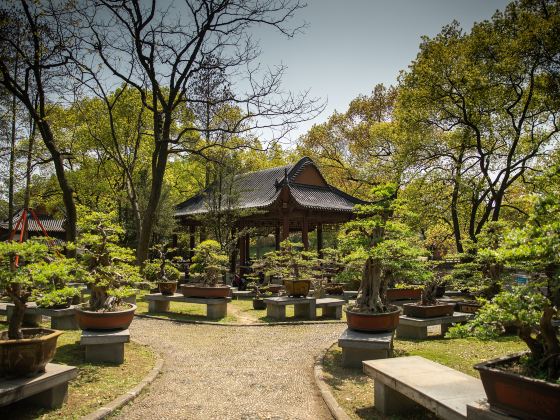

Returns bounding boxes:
[315,298,345,307]
[467,400,514,419]
[338,329,393,350]
[363,356,485,420]
[232,291,254,299]
[144,293,231,304]
[6,303,43,327]
[399,312,473,327]
[0,363,77,408]
[263,296,316,306]
[80,329,130,345]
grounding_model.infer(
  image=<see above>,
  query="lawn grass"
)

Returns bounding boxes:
[0,320,157,419]
[322,335,526,420]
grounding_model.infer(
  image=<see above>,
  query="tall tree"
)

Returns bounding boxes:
[79,0,322,263]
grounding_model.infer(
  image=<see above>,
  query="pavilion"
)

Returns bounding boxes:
[174,157,367,275]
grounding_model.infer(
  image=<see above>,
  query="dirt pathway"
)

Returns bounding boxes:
[116,318,346,420]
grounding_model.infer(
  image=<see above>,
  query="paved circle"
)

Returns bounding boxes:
[116,318,346,419]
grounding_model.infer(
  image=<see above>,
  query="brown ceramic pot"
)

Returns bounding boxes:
[386,288,422,301]
[345,305,400,332]
[252,298,266,310]
[0,328,63,377]
[283,279,311,297]
[475,352,560,420]
[402,302,455,318]
[158,281,178,296]
[75,303,136,330]
[180,285,230,298]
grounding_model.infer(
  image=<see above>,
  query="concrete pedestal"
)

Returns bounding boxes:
[396,312,473,339]
[0,363,77,409]
[316,298,344,319]
[148,300,170,312]
[264,297,317,321]
[80,329,130,364]
[338,329,393,367]
[374,379,419,416]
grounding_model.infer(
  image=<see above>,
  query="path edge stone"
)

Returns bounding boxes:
[314,341,351,420]
[135,313,345,327]
[80,341,164,420]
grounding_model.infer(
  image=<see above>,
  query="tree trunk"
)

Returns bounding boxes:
[355,257,385,313]
[7,286,25,340]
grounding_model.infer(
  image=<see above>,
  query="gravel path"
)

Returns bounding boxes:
[116,318,346,420]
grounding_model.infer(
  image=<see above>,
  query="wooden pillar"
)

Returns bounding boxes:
[172,234,178,248]
[302,219,309,250]
[238,234,246,276]
[282,215,290,241]
[189,225,195,262]
[230,228,237,274]
[199,227,206,242]
[244,234,250,264]
[317,223,323,256]
[275,226,281,250]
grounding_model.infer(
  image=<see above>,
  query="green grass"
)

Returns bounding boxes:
[0,320,157,419]
[322,335,526,420]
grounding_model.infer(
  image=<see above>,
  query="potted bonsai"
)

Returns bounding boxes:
[448,287,559,419]
[144,244,181,295]
[321,248,344,295]
[340,184,429,332]
[402,277,455,318]
[263,240,319,298]
[180,240,230,298]
[74,210,140,330]
[0,240,72,377]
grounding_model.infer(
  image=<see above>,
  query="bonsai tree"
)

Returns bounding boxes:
[189,240,229,286]
[265,240,320,281]
[339,184,430,313]
[77,210,141,311]
[0,240,77,339]
[449,221,509,299]
[448,286,559,382]
[143,244,180,283]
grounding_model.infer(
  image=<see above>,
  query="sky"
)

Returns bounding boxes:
[253,0,510,144]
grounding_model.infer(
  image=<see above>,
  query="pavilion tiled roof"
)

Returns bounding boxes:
[0,209,66,233]
[175,157,366,217]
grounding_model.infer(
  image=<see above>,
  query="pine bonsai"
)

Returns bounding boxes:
[189,240,228,286]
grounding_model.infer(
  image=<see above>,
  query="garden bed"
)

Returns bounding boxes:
[320,335,526,419]
[0,320,157,419]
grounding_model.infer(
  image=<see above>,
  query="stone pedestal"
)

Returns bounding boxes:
[374,380,419,416]
[316,298,345,319]
[0,363,77,409]
[148,300,170,312]
[396,312,473,339]
[80,329,130,364]
[338,329,393,368]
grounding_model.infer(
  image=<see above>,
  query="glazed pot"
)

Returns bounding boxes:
[75,303,136,330]
[0,328,63,377]
[475,352,560,420]
[252,298,266,310]
[158,281,178,296]
[180,285,230,298]
[386,288,422,301]
[345,305,400,332]
[283,279,311,298]
[402,302,455,318]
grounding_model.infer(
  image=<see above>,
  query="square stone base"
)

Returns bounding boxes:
[342,347,391,368]
[51,315,79,330]
[80,329,130,364]
[338,329,393,368]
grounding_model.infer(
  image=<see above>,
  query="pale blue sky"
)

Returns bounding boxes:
[253,0,510,143]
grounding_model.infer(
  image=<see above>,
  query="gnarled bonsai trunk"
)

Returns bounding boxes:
[355,257,386,313]
[6,283,26,340]
[89,285,109,311]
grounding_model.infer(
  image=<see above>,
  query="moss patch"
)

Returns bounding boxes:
[322,335,526,419]
[0,325,157,419]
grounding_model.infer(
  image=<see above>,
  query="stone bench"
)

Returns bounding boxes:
[338,328,393,367]
[5,302,43,327]
[0,363,77,409]
[264,296,317,321]
[144,293,230,320]
[315,298,345,319]
[342,290,358,302]
[396,312,473,339]
[80,329,130,364]
[232,290,254,299]
[363,356,486,420]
